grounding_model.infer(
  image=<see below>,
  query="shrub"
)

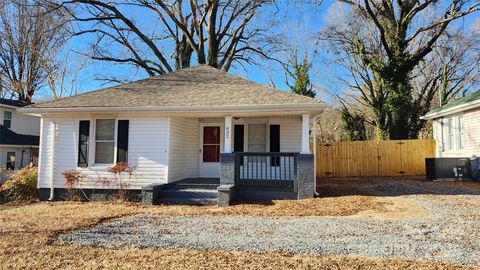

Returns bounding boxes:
[62,169,86,200]
[97,162,136,201]
[0,166,38,201]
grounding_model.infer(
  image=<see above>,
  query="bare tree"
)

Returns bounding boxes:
[322,1,480,139]
[0,0,69,102]
[52,0,277,81]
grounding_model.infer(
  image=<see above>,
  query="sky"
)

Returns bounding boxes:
[48,0,480,104]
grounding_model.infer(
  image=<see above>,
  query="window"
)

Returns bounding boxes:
[6,152,15,170]
[95,119,115,164]
[447,118,454,150]
[248,124,266,152]
[202,126,221,163]
[458,116,464,150]
[3,111,12,128]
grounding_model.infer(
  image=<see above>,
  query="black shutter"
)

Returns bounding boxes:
[270,125,280,166]
[116,120,129,163]
[234,125,244,165]
[234,125,244,152]
[78,120,90,167]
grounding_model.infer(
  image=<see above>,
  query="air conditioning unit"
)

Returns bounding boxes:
[425,158,472,180]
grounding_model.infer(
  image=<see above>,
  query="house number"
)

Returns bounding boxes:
[225,127,230,139]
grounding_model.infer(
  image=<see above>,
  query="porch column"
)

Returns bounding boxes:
[301,114,310,154]
[224,115,233,153]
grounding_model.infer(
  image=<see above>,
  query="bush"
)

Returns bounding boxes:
[0,166,38,201]
[62,169,86,200]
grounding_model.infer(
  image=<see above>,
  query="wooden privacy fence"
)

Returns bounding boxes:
[316,139,436,177]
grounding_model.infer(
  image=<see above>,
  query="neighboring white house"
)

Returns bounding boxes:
[422,90,480,158]
[0,99,40,171]
[20,66,325,201]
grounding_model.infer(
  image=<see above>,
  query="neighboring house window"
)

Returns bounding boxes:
[458,116,464,150]
[3,111,12,128]
[6,152,15,170]
[95,119,115,164]
[447,118,454,150]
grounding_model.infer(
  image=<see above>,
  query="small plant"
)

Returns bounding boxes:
[0,166,38,201]
[97,162,136,201]
[62,169,86,200]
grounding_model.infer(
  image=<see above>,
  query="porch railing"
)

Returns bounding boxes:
[234,152,298,190]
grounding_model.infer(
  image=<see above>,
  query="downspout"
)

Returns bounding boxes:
[312,114,321,197]
[48,120,57,201]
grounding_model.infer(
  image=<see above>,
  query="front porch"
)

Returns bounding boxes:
[146,113,316,206]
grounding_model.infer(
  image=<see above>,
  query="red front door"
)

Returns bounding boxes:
[199,125,222,178]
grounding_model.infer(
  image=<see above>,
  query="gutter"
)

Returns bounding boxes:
[422,98,480,120]
[312,114,321,197]
[48,121,56,201]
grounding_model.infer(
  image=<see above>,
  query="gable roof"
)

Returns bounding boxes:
[0,98,32,108]
[0,125,39,146]
[423,90,480,120]
[23,65,323,113]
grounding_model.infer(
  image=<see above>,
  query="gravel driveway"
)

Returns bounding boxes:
[57,190,480,266]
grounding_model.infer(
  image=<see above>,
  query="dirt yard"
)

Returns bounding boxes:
[1,177,479,269]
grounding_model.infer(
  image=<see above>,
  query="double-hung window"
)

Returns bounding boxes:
[457,116,464,150]
[447,118,454,150]
[3,111,12,128]
[94,119,115,164]
[248,124,267,152]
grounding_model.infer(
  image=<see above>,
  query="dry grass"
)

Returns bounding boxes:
[1,177,479,269]
[0,200,476,269]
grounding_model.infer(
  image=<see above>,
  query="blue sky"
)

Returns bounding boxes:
[55,0,480,104]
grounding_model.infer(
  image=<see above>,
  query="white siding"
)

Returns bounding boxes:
[38,117,169,189]
[168,117,199,182]
[231,116,302,153]
[38,118,55,188]
[0,107,40,136]
[0,147,35,170]
[433,108,480,158]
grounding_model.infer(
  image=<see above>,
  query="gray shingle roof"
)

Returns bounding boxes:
[29,65,321,109]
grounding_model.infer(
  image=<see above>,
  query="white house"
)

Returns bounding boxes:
[422,90,480,158]
[0,99,40,171]
[20,66,325,204]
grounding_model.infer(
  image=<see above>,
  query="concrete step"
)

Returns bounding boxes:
[162,188,218,199]
[163,183,219,191]
[159,197,217,206]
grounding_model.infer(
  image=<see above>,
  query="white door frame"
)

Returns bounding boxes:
[199,123,224,178]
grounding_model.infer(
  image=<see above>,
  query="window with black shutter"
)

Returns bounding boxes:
[78,120,90,167]
[116,120,129,163]
[269,125,280,166]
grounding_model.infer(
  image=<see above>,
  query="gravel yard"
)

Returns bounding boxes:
[57,179,480,267]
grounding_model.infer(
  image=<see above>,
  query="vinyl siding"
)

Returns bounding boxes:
[37,117,169,189]
[168,117,199,182]
[38,118,55,188]
[0,147,35,170]
[231,116,302,153]
[0,107,40,136]
[433,108,480,158]
[37,114,305,189]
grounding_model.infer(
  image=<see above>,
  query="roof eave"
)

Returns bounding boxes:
[422,99,480,120]
[19,103,325,115]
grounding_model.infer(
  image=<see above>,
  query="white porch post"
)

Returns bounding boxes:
[224,115,233,153]
[301,114,310,154]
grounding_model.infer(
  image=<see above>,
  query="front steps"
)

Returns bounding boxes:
[159,180,219,206]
